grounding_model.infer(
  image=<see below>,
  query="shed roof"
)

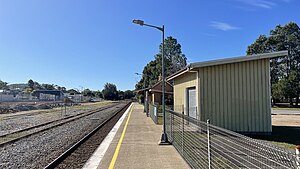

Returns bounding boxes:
[34,90,64,95]
[134,80,173,94]
[167,51,288,81]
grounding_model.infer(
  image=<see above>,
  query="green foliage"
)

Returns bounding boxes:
[26,79,66,92]
[118,90,124,100]
[280,71,300,99]
[0,80,8,90]
[124,90,135,99]
[156,36,187,76]
[272,82,284,99]
[82,88,94,97]
[66,89,80,95]
[93,90,103,98]
[28,79,34,89]
[102,83,118,100]
[42,84,55,90]
[247,22,300,104]
[136,36,187,90]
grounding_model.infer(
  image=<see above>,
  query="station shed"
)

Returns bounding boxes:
[34,90,64,101]
[167,51,288,134]
[135,80,173,109]
[135,79,173,124]
[148,80,173,105]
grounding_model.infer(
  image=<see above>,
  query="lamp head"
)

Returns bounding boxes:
[132,19,144,26]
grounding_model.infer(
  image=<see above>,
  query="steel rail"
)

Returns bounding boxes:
[0,104,114,138]
[43,102,131,169]
[0,104,118,146]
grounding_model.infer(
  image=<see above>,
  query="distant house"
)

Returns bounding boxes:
[34,90,64,101]
[167,51,288,134]
[64,93,83,103]
[0,90,15,102]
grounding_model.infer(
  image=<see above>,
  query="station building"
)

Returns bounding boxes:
[167,51,288,134]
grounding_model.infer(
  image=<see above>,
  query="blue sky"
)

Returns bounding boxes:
[0,0,299,91]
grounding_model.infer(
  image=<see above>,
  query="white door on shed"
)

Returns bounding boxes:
[187,87,197,119]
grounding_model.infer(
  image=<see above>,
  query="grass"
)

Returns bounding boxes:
[72,101,115,109]
[271,141,295,150]
[249,126,300,151]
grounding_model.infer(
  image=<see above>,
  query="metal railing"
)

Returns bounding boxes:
[149,104,163,124]
[165,108,298,169]
[149,104,158,124]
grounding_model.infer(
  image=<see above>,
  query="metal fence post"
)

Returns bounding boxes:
[61,104,63,116]
[182,111,184,153]
[296,145,300,169]
[207,119,211,169]
[171,111,173,142]
[65,104,67,116]
[181,105,184,153]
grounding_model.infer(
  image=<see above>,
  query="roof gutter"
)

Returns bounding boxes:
[167,65,195,81]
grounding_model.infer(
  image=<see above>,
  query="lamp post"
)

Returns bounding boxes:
[132,19,169,144]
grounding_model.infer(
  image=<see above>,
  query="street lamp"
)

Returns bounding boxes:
[132,19,169,144]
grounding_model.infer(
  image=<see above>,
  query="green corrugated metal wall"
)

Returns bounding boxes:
[198,59,271,133]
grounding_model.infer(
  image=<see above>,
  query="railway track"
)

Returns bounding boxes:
[44,102,131,169]
[0,103,118,146]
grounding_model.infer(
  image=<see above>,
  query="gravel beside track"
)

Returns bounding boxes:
[0,102,127,169]
[54,102,130,169]
[0,102,117,136]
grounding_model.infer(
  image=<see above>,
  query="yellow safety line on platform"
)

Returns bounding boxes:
[108,105,133,169]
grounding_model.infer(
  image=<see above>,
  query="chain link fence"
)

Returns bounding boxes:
[149,104,163,124]
[165,108,298,169]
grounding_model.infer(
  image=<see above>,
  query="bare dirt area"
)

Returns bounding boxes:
[272,114,300,126]
[0,101,65,114]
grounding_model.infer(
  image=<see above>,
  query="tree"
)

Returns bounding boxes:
[61,87,67,92]
[24,87,33,94]
[93,90,103,98]
[124,90,135,99]
[42,84,55,90]
[33,81,43,90]
[102,83,118,100]
[28,79,34,90]
[271,81,284,104]
[136,36,187,90]
[156,36,187,76]
[280,71,300,105]
[247,22,300,105]
[66,89,80,95]
[0,80,8,90]
[118,90,124,100]
[82,88,94,97]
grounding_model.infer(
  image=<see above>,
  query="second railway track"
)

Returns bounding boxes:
[0,104,118,146]
[0,102,130,169]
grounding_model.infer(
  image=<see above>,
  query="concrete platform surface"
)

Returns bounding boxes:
[95,103,190,169]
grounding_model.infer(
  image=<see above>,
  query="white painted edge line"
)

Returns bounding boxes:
[82,103,133,169]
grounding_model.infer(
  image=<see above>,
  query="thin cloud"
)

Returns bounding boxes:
[280,0,291,2]
[234,0,290,9]
[210,21,240,31]
[202,33,216,37]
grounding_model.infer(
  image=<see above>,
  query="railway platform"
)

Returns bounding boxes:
[83,102,189,169]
